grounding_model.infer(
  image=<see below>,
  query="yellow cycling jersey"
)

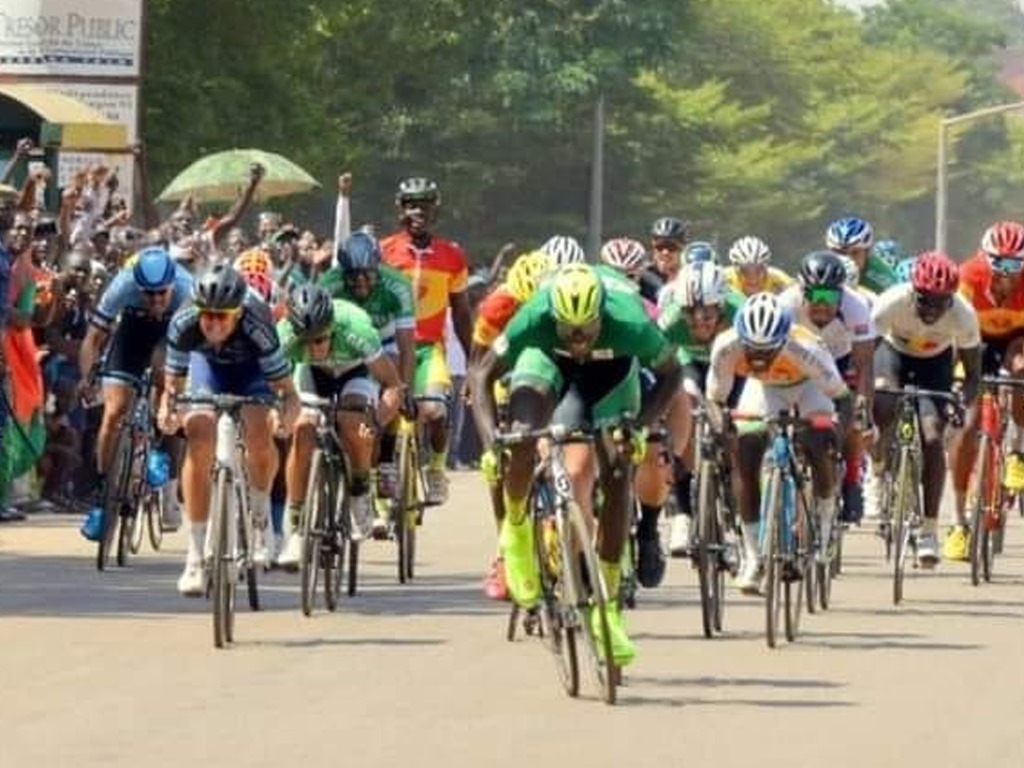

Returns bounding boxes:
[724,265,794,297]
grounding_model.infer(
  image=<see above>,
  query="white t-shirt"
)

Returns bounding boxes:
[872,283,981,358]
[779,284,875,360]
[445,311,466,377]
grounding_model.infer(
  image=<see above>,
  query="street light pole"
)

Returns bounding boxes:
[935,101,1024,252]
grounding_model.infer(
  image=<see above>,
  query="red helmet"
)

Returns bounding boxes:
[240,269,274,303]
[911,251,959,295]
[981,221,1024,258]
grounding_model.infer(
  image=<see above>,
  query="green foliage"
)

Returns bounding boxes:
[140,0,1024,265]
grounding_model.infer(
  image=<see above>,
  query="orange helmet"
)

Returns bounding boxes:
[234,247,274,276]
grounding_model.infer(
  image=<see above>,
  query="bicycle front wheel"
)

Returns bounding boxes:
[762,469,783,649]
[695,461,719,638]
[146,489,164,551]
[98,426,132,571]
[892,447,915,605]
[565,499,617,705]
[969,435,994,587]
[396,431,418,583]
[784,480,806,643]
[211,468,235,649]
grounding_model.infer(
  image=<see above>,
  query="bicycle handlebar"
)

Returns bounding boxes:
[981,376,1024,391]
[175,393,280,412]
[298,393,375,414]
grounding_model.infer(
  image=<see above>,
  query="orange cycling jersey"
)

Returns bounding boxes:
[472,285,521,348]
[959,253,1024,339]
[381,230,468,344]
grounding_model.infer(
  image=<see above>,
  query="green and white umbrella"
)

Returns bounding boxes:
[157,148,320,203]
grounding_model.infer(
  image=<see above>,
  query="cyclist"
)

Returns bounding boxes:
[706,293,851,593]
[872,239,911,269]
[780,251,875,524]
[277,285,403,563]
[870,252,980,565]
[469,264,682,665]
[320,231,417,523]
[540,234,586,266]
[471,250,553,599]
[157,265,301,596]
[657,261,743,557]
[948,221,1024,560]
[381,178,471,505]
[826,215,899,293]
[78,246,192,536]
[724,235,794,296]
[837,255,878,308]
[639,216,688,304]
[600,237,649,282]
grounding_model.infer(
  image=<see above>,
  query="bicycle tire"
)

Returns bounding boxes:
[762,468,782,649]
[401,434,418,583]
[696,461,718,638]
[347,539,360,597]
[300,451,325,616]
[574,500,617,705]
[784,479,805,643]
[147,490,164,551]
[394,430,417,584]
[238,485,259,613]
[211,467,234,649]
[969,435,995,587]
[129,492,147,555]
[532,483,579,697]
[325,471,347,612]
[98,425,132,571]
[892,447,913,605]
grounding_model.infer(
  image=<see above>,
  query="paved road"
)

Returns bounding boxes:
[2,472,1022,768]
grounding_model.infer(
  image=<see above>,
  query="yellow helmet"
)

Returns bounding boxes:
[505,250,552,303]
[550,263,603,326]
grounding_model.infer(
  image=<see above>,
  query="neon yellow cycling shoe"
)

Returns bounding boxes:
[942,525,970,562]
[589,601,636,667]
[1004,452,1024,492]
[500,517,540,608]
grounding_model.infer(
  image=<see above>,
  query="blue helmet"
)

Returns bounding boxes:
[895,256,916,284]
[337,231,382,272]
[735,293,791,351]
[872,238,910,267]
[826,216,874,253]
[133,246,176,290]
[681,241,719,265]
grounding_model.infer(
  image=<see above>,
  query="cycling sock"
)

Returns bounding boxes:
[741,521,760,562]
[188,522,207,563]
[600,560,621,602]
[922,517,938,536]
[250,490,271,528]
[674,473,692,517]
[429,450,447,472]
[350,473,370,497]
[638,503,660,539]
[502,490,528,526]
[285,502,303,534]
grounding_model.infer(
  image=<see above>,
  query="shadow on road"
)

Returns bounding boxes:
[798,629,983,651]
[244,636,446,650]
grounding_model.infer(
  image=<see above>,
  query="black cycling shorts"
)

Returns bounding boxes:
[101,317,168,384]
[874,339,953,422]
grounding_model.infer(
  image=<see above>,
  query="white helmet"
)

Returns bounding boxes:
[674,262,726,308]
[728,235,771,266]
[600,237,648,274]
[837,254,860,288]
[735,292,791,350]
[541,235,586,266]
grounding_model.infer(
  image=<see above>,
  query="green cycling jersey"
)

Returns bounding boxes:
[318,263,415,342]
[860,253,898,294]
[277,299,382,375]
[658,289,744,365]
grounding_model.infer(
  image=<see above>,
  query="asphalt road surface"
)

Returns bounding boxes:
[2,472,1022,768]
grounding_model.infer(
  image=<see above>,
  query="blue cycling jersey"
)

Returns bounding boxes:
[164,290,290,382]
[91,263,193,331]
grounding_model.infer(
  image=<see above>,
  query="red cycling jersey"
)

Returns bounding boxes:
[959,252,1024,339]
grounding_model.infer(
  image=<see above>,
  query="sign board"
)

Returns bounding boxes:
[0,0,142,78]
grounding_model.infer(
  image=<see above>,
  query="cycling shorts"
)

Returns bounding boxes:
[874,339,953,423]
[101,317,167,386]
[414,342,452,395]
[294,363,377,406]
[186,354,273,400]
[981,332,1024,376]
[682,359,744,407]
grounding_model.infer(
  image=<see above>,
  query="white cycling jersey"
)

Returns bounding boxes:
[872,283,980,358]
[779,284,875,361]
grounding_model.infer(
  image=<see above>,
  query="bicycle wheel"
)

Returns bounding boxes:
[762,468,783,649]
[211,468,234,649]
[347,539,360,598]
[98,426,132,571]
[532,484,579,697]
[300,451,326,616]
[695,461,718,638]
[129,488,147,555]
[399,432,418,583]
[146,489,164,552]
[892,447,914,605]
[565,499,617,705]
[237,486,259,613]
[325,472,347,612]
[784,480,805,643]
[969,435,993,587]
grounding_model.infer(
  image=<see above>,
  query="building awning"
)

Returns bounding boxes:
[0,83,127,150]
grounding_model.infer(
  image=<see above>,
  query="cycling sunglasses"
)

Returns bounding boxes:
[988,256,1024,275]
[141,286,172,297]
[199,307,242,321]
[914,291,953,311]
[651,239,683,252]
[804,286,842,306]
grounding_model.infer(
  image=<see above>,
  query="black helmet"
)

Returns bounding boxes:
[799,250,847,290]
[651,216,688,243]
[287,284,334,339]
[396,177,440,206]
[337,231,382,272]
[193,264,247,310]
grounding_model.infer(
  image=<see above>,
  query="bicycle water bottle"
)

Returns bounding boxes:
[146,450,171,488]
